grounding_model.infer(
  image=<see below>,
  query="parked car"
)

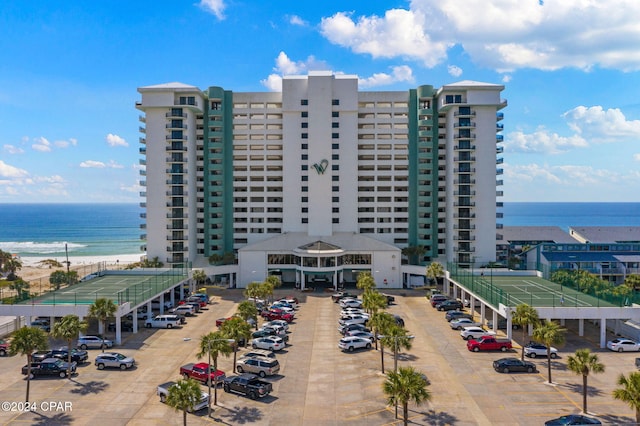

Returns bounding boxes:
[95,352,136,370]
[606,338,640,352]
[544,414,602,425]
[263,320,289,331]
[126,310,150,320]
[430,294,450,307]
[339,316,368,327]
[436,300,464,311]
[30,319,50,332]
[339,298,363,308]
[338,336,372,352]
[445,311,473,322]
[261,309,294,323]
[467,336,512,352]
[259,325,287,337]
[145,315,181,329]
[487,318,521,330]
[393,315,405,327]
[158,381,209,411]
[171,305,195,317]
[50,347,89,363]
[252,328,289,342]
[77,336,113,350]
[381,293,395,305]
[524,342,558,358]
[251,336,285,351]
[339,313,369,323]
[236,356,280,377]
[332,291,356,303]
[180,362,226,384]
[0,339,8,356]
[22,358,76,379]
[346,330,375,342]
[339,323,370,335]
[493,357,537,373]
[108,321,134,332]
[340,307,366,316]
[460,327,496,341]
[277,297,299,308]
[223,373,273,399]
[240,349,276,359]
[32,350,54,363]
[449,318,483,330]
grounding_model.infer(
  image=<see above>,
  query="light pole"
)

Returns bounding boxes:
[201,337,234,418]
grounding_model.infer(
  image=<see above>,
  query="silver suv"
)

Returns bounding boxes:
[77,336,114,350]
[235,356,280,377]
[95,352,135,370]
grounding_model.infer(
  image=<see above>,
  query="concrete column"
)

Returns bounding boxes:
[600,318,607,348]
[492,311,498,332]
[578,319,584,336]
[480,304,486,324]
[115,318,122,345]
[528,323,533,337]
[506,317,513,340]
[560,318,565,326]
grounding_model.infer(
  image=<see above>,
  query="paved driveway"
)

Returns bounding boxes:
[0,289,637,425]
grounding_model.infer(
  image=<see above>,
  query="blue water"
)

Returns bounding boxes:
[0,203,142,256]
[1,202,638,257]
[502,202,640,231]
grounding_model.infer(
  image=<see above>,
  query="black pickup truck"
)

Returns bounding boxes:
[222,373,272,399]
[21,358,77,379]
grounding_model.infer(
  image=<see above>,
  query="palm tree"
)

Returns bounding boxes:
[532,320,566,383]
[244,281,264,305]
[192,269,207,289]
[511,303,540,360]
[260,281,275,304]
[613,371,640,424]
[356,271,376,292]
[166,377,202,426]
[196,331,233,406]
[236,301,259,330]
[52,314,88,378]
[88,298,117,352]
[362,290,387,316]
[567,348,605,414]
[219,317,252,371]
[9,326,49,401]
[380,324,413,372]
[368,312,397,372]
[426,261,444,286]
[382,366,431,425]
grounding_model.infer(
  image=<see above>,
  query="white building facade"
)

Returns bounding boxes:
[136,72,506,288]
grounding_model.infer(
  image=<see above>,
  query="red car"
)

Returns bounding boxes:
[216,317,232,327]
[261,309,294,323]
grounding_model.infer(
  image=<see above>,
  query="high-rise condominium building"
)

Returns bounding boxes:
[136,71,506,288]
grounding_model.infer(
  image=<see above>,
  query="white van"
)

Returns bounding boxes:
[145,315,181,329]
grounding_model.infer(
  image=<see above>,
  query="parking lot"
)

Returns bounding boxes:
[0,288,638,425]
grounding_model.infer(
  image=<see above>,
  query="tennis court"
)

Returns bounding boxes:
[20,269,188,306]
[450,271,619,308]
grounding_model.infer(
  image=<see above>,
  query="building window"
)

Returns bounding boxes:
[332,218,339,223]
[302,175,308,181]
[332,133,339,139]
[332,122,339,128]
[332,186,339,192]
[332,196,339,203]
[332,99,339,105]
[332,154,339,160]
[302,165,308,171]
[301,133,308,139]
[211,102,221,110]
[332,176,339,181]
[301,122,308,128]
[301,143,308,149]
[301,99,308,106]
[302,207,308,213]
[301,111,308,118]
[302,218,308,223]
[301,196,308,202]
[302,186,308,192]
[332,207,339,213]
[331,143,339,149]
[332,111,339,118]
[332,165,339,171]
[301,154,308,160]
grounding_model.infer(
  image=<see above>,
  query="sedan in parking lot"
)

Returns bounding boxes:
[263,320,289,331]
[339,298,363,308]
[493,357,537,373]
[460,326,495,340]
[346,330,375,342]
[430,295,449,307]
[50,347,89,363]
[339,323,370,335]
[449,318,482,330]
[445,311,473,322]
[544,414,602,425]
[95,352,136,370]
[339,313,369,323]
[524,342,558,358]
[436,300,463,311]
[338,336,372,352]
[606,338,640,352]
[251,337,285,352]
[339,316,368,327]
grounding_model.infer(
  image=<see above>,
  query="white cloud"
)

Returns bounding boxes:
[198,0,225,20]
[0,160,29,179]
[318,1,640,72]
[3,144,24,154]
[501,75,512,83]
[80,160,106,168]
[32,136,51,152]
[107,160,124,169]
[505,128,587,154]
[260,52,330,91]
[54,138,77,149]
[289,15,307,26]
[634,154,640,162]
[359,65,415,88]
[105,133,128,147]
[562,106,640,142]
[447,65,462,78]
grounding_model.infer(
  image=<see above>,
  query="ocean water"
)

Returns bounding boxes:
[1,202,639,258]
[501,202,640,231]
[0,203,142,257]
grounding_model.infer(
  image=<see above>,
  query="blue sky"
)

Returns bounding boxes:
[1,0,640,203]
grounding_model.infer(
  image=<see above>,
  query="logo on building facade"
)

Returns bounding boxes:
[312,159,329,175]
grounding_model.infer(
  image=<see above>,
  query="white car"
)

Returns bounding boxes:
[607,338,640,352]
[524,342,558,358]
[263,320,289,331]
[340,307,366,315]
[339,316,368,326]
[95,352,136,370]
[346,330,375,342]
[449,318,483,330]
[338,336,372,352]
[460,327,495,340]
[77,336,114,350]
[339,298,363,308]
[251,336,285,352]
[340,313,369,322]
[260,325,286,336]
[277,298,298,308]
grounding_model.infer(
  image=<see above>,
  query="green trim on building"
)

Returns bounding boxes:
[222,90,235,254]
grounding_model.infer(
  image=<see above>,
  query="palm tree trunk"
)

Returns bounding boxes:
[25,359,31,402]
[380,343,385,373]
[520,328,526,361]
[183,409,187,426]
[635,408,640,425]
[547,351,552,383]
[403,402,409,426]
[582,374,588,413]
[67,338,73,379]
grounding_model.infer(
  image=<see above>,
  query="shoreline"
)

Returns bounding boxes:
[18,253,144,268]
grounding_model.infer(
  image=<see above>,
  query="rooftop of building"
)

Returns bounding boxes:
[501,226,580,244]
[569,226,640,243]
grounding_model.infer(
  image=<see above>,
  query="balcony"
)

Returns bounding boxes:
[453,213,475,218]
[139,191,146,197]
[453,167,476,173]
[453,201,476,207]
[496,112,504,121]
[166,246,188,252]
[166,145,187,152]
[454,155,476,162]
[166,190,187,196]
[454,110,475,117]
[166,135,188,141]
[496,135,504,142]
[454,190,476,196]
[166,235,187,241]
[166,123,187,129]
[139,147,146,154]
[139,202,146,208]
[166,223,188,230]
[139,126,146,134]
[454,132,475,140]
[139,170,146,176]
[453,235,476,241]
[140,212,146,219]
[496,168,504,175]
[496,190,504,197]
[454,122,475,128]
[139,137,146,144]
[139,159,146,166]
[496,123,504,131]
[166,168,187,174]
[138,115,146,123]
[166,112,188,118]
[454,178,475,185]
[496,146,504,154]
[496,158,503,165]
[139,181,146,187]
[454,224,476,230]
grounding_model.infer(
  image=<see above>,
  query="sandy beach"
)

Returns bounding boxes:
[16,253,144,282]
